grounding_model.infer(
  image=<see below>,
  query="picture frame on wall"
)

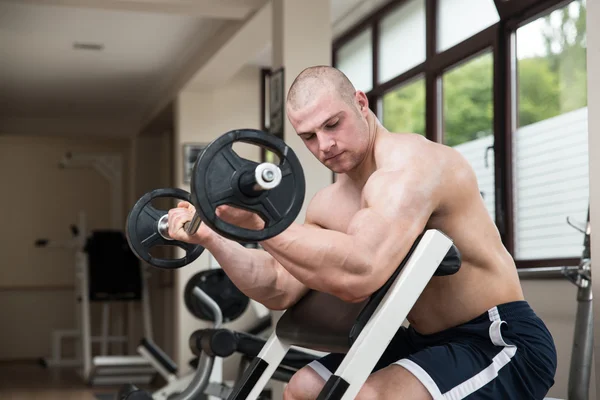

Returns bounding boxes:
[183,143,208,184]
[268,67,284,139]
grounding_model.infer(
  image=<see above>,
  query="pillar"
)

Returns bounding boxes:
[586,0,600,392]
[272,0,333,222]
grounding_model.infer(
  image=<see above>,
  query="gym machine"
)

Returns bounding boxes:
[226,230,460,400]
[136,267,266,400]
[132,270,314,400]
[36,211,129,368]
[82,229,157,385]
[38,151,159,385]
[518,208,592,400]
[119,231,461,400]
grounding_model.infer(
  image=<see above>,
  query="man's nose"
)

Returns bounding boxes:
[319,136,335,153]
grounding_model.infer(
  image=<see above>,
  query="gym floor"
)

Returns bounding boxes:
[0,362,132,400]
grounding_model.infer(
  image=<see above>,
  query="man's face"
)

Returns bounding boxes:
[287,90,368,173]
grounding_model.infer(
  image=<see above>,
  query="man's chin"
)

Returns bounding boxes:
[320,156,349,173]
[326,164,348,174]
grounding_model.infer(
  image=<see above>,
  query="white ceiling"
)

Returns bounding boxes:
[0,0,390,138]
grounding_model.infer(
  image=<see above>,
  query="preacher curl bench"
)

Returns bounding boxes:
[119,230,460,400]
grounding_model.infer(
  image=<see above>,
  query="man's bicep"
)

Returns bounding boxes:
[352,173,438,275]
[365,170,437,224]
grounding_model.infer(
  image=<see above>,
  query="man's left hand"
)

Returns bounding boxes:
[216,205,266,231]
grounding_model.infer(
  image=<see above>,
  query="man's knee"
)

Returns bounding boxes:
[354,380,379,400]
[356,364,432,400]
[284,365,326,400]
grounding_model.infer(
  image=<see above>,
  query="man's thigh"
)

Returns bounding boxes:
[286,363,432,400]
[306,326,416,382]
[362,364,433,400]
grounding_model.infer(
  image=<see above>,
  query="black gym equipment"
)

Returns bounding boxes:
[127,187,205,269]
[184,269,250,323]
[126,129,305,269]
[191,129,305,243]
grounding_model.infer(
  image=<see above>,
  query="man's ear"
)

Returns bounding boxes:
[355,90,369,113]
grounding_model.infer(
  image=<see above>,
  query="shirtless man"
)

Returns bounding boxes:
[167,66,557,399]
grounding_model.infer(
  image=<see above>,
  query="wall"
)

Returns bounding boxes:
[520,279,595,399]
[129,127,175,357]
[0,134,131,360]
[173,65,267,378]
[586,0,600,393]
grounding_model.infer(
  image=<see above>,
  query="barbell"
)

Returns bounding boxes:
[126,129,306,269]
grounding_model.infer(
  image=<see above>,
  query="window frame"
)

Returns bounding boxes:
[332,0,585,268]
[503,0,585,267]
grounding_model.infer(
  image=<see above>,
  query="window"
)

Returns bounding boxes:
[513,0,588,260]
[381,78,425,135]
[378,0,426,83]
[332,0,587,265]
[443,52,495,218]
[516,0,587,128]
[336,29,373,93]
[437,0,499,52]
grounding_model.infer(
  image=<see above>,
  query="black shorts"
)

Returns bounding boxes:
[308,301,557,399]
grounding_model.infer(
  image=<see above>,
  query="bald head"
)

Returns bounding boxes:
[286,66,357,111]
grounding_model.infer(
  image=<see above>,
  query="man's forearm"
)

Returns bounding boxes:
[203,234,304,309]
[261,223,372,299]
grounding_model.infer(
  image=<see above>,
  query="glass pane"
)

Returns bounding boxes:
[264,150,276,164]
[336,28,373,92]
[381,78,425,135]
[513,0,588,260]
[443,52,495,219]
[437,0,499,52]
[516,0,587,127]
[378,0,426,84]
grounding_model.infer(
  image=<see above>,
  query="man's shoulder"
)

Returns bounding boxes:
[369,133,477,206]
[376,133,470,175]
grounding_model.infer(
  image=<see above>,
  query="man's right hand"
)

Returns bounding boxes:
[167,201,216,245]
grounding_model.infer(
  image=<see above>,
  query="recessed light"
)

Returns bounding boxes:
[73,42,104,51]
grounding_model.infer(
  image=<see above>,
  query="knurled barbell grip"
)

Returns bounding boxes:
[184,213,202,235]
[158,213,202,240]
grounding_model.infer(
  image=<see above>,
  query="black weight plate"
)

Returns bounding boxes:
[191,129,305,242]
[126,188,205,269]
[184,269,249,323]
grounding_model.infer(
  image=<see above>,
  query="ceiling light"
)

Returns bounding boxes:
[73,42,104,51]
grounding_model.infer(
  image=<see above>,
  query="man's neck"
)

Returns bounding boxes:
[346,113,382,187]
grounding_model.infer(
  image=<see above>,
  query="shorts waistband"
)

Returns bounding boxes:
[462,300,535,325]
[492,300,535,321]
[408,301,536,340]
